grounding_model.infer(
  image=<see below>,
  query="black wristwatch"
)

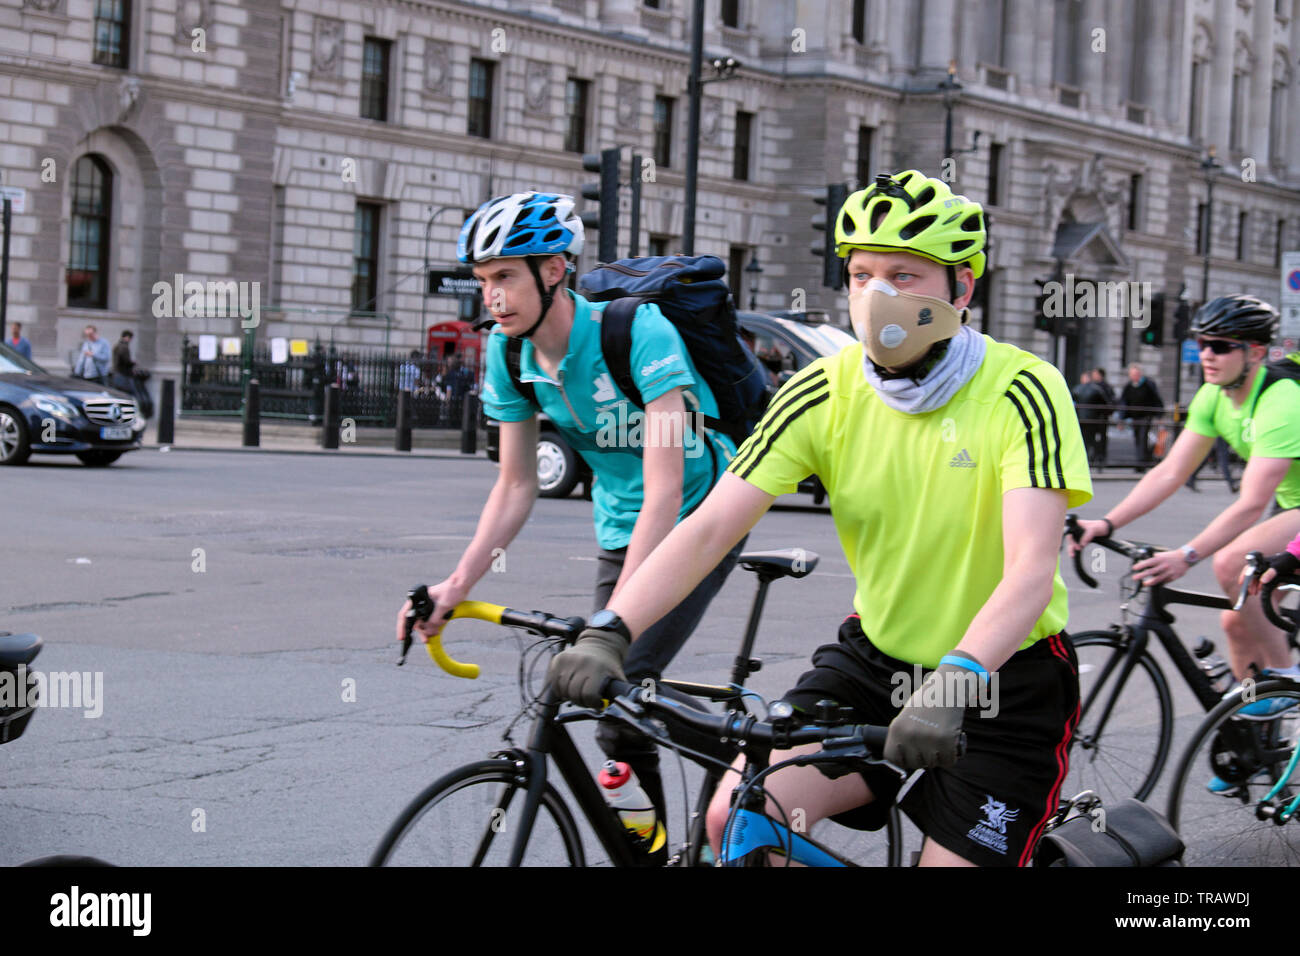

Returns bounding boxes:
[588,609,632,642]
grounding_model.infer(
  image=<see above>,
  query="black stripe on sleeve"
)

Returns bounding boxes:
[736,391,832,481]
[729,367,829,474]
[1009,376,1056,489]
[1003,387,1040,488]
[1018,370,1067,488]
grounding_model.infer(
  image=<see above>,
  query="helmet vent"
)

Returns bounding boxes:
[961,213,982,232]
[898,215,936,240]
[840,209,859,235]
[869,199,891,230]
[914,186,935,207]
[951,239,975,253]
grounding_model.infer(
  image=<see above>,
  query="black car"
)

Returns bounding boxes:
[485,312,855,500]
[0,342,145,466]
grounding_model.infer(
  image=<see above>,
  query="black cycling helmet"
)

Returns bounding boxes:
[1189,294,1279,344]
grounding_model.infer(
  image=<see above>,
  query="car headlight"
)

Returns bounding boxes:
[32,397,78,422]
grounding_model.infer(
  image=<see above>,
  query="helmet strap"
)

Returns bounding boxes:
[1223,353,1259,393]
[519,256,563,339]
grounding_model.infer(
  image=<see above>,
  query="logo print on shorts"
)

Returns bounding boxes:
[966,795,1018,855]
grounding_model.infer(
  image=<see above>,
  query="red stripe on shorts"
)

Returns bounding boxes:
[1017,633,1080,867]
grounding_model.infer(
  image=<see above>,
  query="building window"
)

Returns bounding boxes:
[733,110,753,182]
[1127,173,1143,231]
[1237,210,1249,261]
[987,142,1004,207]
[1270,80,1287,164]
[721,0,740,28]
[66,155,113,309]
[352,203,382,313]
[1196,202,1209,257]
[1278,218,1288,268]
[653,96,674,168]
[468,59,494,139]
[1189,59,1206,140]
[856,125,874,188]
[728,246,748,302]
[643,0,660,7]
[565,78,590,154]
[92,0,131,69]
[1230,72,1247,151]
[648,235,672,257]
[361,38,391,122]
[852,0,867,44]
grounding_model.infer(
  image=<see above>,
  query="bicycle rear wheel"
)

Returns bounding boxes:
[370,759,586,866]
[1065,630,1173,803]
[1167,680,1300,866]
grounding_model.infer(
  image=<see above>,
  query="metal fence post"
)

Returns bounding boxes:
[243,379,260,447]
[460,390,478,455]
[157,378,176,444]
[322,383,340,449]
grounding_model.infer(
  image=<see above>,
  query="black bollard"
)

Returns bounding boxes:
[322,383,340,449]
[460,390,478,455]
[157,379,176,444]
[243,379,260,447]
[395,389,412,452]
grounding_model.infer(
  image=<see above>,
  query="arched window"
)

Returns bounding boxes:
[66,155,113,309]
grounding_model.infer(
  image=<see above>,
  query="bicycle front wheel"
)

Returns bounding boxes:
[1167,680,1300,866]
[370,759,586,866]
[1065,630,1173,803]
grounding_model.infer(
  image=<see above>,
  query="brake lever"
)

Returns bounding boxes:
[1234,551,1266,612]
[399,584,436,666]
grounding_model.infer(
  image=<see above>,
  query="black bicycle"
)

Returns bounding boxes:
[1165,564,1300,865]
[369,549,906,867]
[1061,514,1270,803]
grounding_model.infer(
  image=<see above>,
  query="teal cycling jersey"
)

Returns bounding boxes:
[481,290,737,550]
[1185,367,1300,508]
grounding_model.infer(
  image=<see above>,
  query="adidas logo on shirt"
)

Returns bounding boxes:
[950,448,976,468]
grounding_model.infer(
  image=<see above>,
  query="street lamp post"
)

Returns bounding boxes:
[745,254,763,311]
[939,62,961,162]
[1199,146,1221,306]
[423,205,462,352]
[682,0,740,255]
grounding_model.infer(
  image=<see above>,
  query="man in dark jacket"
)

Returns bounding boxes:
[111,330,135,391]
[1121,364,1164,470]
[1072,372,1106,465]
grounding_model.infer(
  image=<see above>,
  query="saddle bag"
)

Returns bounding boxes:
[1034,797,1185,867]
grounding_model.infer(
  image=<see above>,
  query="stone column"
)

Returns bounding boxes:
[1248,0,1272,174]
[1079,0,1106,109]
[918,0,958,77]
[1206,0,1233,152]
[1005,0,1036,95]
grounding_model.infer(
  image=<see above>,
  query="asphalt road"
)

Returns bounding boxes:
[0,448,1270,865]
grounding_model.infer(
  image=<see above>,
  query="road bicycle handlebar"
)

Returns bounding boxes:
[399,590,584,678]
[1063,514,1158,590]
[1249,552,1300,634]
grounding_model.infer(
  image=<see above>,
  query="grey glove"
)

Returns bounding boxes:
[884,651,985,769]
[546,627,629,708]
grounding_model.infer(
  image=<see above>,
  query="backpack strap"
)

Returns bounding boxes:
[505,335,538,410]
[599,298,644,410]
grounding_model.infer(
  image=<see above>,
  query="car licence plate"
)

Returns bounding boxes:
[100,425,132,440]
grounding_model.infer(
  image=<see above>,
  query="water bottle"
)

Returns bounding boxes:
[1193,638,1233,694]
[597,760,664,854]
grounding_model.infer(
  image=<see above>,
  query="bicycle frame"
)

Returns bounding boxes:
[1076,582,1233,747]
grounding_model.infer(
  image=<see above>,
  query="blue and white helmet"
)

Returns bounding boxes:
[457,192,585,264]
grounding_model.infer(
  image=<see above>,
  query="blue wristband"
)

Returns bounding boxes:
[940,653,989,683]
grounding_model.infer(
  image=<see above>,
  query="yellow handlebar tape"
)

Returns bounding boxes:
[423,600,504,679]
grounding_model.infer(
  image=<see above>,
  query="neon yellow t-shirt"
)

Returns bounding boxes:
[728,338,1093,667]
[1184,363,1300,509]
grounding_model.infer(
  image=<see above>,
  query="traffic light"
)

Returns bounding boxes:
[1173,297,1192,342]
[1033,290,1053,333]
[581,147,620,263]
[1142,292,1166,347]
[810,183,850,290]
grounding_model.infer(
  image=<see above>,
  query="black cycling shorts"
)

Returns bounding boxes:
[780,614,1080,867]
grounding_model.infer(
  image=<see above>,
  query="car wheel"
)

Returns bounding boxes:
[537,434,578,498]
[75,451,122,467]
[0,407,31,466]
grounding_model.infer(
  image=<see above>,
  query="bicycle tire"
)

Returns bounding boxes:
[1166,680,1300,866]
[370,759,586,866]
[1065,630,1174,803]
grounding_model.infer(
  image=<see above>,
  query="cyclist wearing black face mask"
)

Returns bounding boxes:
[1072,295,1300,706]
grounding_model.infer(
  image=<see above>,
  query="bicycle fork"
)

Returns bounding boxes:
[1076,628,1150,757]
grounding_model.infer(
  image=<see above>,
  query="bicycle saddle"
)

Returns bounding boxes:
[738,549,820,580]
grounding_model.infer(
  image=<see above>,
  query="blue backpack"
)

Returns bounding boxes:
[505,255,772,444]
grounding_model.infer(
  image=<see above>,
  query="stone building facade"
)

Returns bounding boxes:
[2,0,1299,406]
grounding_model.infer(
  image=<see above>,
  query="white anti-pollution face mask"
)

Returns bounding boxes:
[848,277,965,369]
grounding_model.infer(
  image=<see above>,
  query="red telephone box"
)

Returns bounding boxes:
[426,321,485,384]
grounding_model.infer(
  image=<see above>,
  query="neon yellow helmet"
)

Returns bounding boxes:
[834,170,986,279]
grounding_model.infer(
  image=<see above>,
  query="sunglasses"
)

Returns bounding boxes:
[1196,338,1247,355]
